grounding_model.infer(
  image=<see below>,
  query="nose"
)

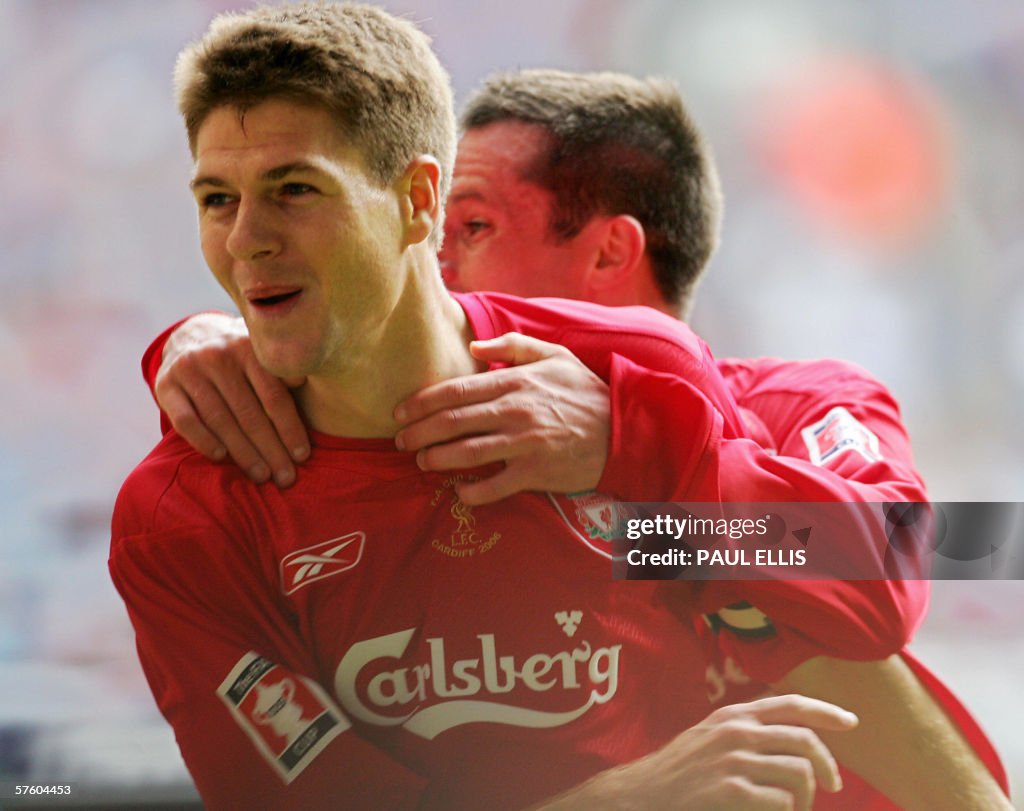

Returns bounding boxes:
[226,198,282,262]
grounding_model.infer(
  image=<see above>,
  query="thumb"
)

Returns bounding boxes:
[470,332,564,367]
[281,375,307,388]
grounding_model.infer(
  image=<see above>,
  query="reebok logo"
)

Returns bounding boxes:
[280,532,365,595]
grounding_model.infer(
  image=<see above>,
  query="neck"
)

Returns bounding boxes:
[590,256,681,318]
[297,254,480,438]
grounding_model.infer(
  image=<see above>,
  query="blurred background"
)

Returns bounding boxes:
[1,0,1021,805]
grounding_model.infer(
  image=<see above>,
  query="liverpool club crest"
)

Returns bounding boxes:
[548,491,630,558]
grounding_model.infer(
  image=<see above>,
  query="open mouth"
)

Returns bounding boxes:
[248,288,302,309]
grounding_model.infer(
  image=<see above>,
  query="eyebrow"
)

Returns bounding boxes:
[189,161,325,191]
[447,189,488,205]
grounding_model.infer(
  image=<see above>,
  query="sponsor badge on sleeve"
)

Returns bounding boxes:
[801,406,882,466]
[218,653,349,783]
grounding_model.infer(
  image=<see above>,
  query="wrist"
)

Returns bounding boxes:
[529,764,644,811]
[162,311,239,363]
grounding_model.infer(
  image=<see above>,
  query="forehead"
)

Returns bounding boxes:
[194,100,359,171]
[451,121,551,204]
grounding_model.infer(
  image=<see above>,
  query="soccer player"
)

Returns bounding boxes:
[145,69,1012,809]
[114,6,1009,810]
[113,8,857,809]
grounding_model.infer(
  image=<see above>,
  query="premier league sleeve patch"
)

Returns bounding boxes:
[218,652,349,783]
[801,406,882,466]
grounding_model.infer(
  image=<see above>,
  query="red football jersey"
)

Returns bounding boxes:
[125,293,1006,807]
[113,432,729,809]
[119,294,754,808]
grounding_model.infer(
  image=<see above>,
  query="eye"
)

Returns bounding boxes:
[201,192,234,209]
[281,182,316,197]
[461,219,490,239]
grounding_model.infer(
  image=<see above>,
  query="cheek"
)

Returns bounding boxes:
[496,244,560,296]
[198,221,219,257]
[464,242,523,289]
[199,227,234,290]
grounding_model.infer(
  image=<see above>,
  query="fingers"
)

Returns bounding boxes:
[454,467,526,507]
[394,371,519,427]
[469,332,567,366]
[155,331,307,487]
[395,338,608,501]
[414,431,515,472]
[244,357,311,469]
[174,372,274,484]
[739,754,817,811]
[751,727,841,796]
[157,384,227,462]
[702,696,853,797]
[394,333,569,426]
[738,695,859,733]
[715,778,799,811]
[397,395,526,454]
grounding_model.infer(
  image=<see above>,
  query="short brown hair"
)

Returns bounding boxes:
[175,2,456,241]
[461,70,722,315]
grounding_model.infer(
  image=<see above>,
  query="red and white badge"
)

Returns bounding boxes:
[549,491,633,559]
[218,653,348,783]
[801,406,882,466]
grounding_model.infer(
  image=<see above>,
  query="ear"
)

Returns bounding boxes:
[587,214,647,290]
[398,155,441,247]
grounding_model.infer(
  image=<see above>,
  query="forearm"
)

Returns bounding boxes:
[528,694,856,811]
[772,655,1011,811]
[528,766,641,811]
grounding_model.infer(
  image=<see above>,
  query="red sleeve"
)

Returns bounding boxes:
[597,355,727,502]
[109,524,427,810]
[597,354,931,681]
[460,294,930,675]
[599,355,926,504]
[700,364,929,679]
[141,318,188,435]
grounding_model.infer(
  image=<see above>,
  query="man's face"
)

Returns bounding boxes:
[441,121,594,298]
[192,100,405,380]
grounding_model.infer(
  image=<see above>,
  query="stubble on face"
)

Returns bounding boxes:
[192,101,405,383]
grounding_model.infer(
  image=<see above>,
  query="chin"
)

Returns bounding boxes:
[252,344,315,381]
[264,362,308,380]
